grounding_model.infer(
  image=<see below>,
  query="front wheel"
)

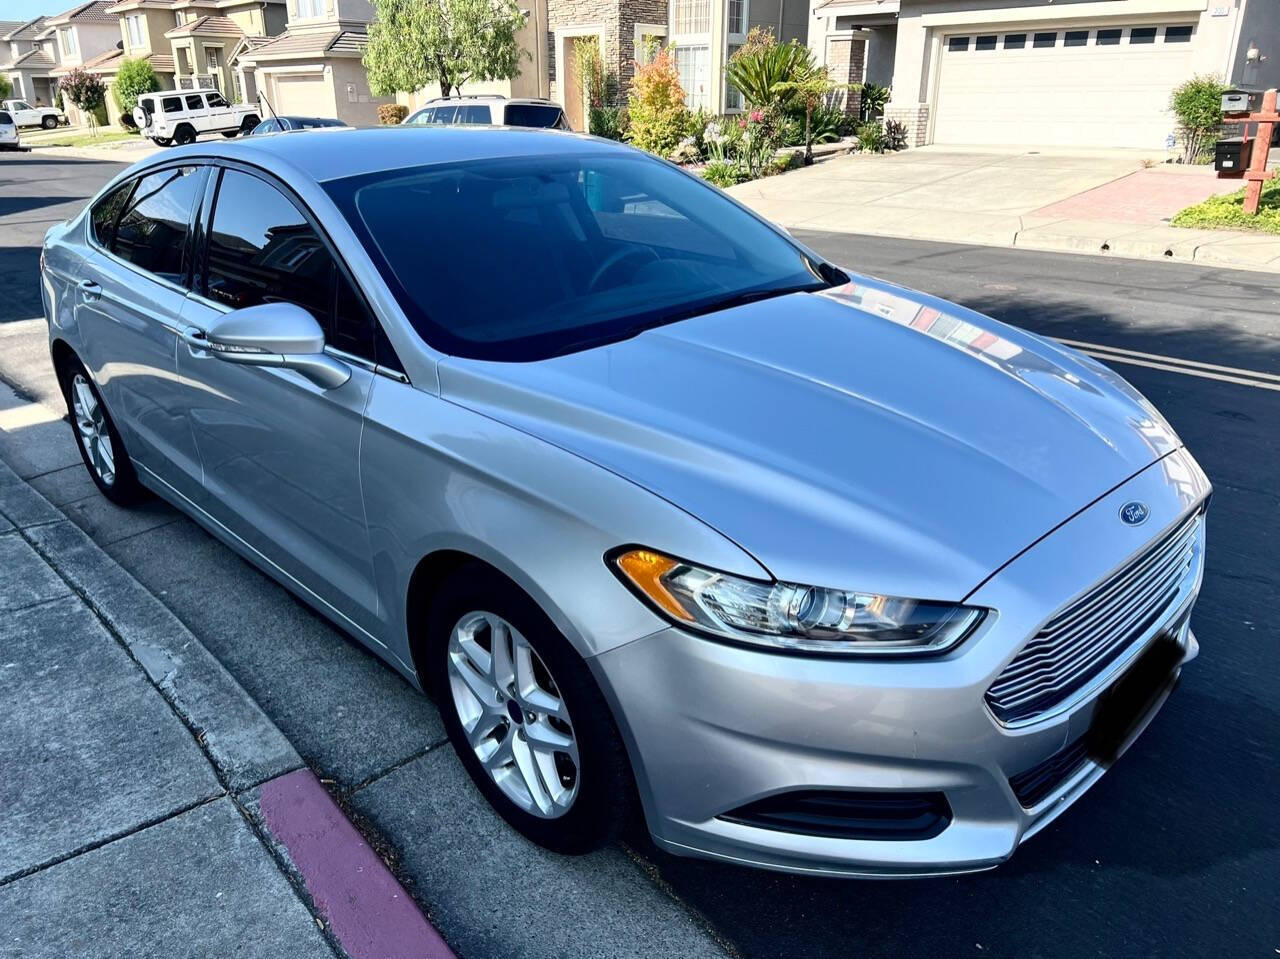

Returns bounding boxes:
[42,115,57,129]
[58,357,148,506]
[221,130,239,138]
[428,565,636,854]
[152,136,173,147]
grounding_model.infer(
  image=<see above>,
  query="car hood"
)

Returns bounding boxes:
[438,276,1180,601]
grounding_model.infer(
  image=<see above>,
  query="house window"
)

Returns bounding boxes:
[672,0,710,34]
[1096,28,1122,45]
[975,35,996,51]
[126,14,144,48]
[947,36,969,52]
[1064,30,1088,47]
[725,42,742,110]
[59,28,76,56]
[207,48,219,70]
[1165,25,1192,42]
[1129,27,1157,44]
[673,43,710,110]
[1003,33,1026,49]
[296,0,324,18]
[1032,32,1056,48]
[727,0,745,37]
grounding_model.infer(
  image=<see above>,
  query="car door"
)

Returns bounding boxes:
[204,91,232,129]
[11,101,36,126]
[176,164,381,633]
[76,164,210,498]
[183,92,209,133]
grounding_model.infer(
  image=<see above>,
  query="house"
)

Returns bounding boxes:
[2,17,58,106]
[43,1,127,123]
[808,0,1280,149]
[235,0,392,126]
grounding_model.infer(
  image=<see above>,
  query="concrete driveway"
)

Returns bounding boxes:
[727,147,1279,269]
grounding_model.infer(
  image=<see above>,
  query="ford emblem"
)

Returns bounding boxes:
[1119,501,1150,526]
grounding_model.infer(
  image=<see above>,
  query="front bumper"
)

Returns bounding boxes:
[592,448,1210,877]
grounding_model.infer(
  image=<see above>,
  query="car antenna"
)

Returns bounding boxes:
[258,90,277,119]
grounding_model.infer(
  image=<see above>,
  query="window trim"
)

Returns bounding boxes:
[86,164,210,299]
[192,160,406,377]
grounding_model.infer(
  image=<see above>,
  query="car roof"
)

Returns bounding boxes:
[141,126,628,183]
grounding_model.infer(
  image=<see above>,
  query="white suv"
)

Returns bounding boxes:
[133,89,260,146]
[403,96,569,130]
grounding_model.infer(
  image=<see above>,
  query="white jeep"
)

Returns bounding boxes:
[1,99,65,129]
[133,89,259,147]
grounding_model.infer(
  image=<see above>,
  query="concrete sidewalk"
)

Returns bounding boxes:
[0,382,452,959]
[728,148,1280,272]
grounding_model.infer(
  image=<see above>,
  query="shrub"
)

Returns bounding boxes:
[627,47,692,158]
[1171,177,1280,233]
[1170,74,1227,164]
[703,160,748,187]
[588,105,627,140]
[883,118,907,151]
[858,82,889,122]
[0,75,11,100]
[115,57,160,114]
[60,68,106,129]
[378,103,409,125]
[670,135,701,164]
[856,120,884,153]
[725,39,810,111]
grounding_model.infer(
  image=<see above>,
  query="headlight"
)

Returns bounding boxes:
[610,548,984,656]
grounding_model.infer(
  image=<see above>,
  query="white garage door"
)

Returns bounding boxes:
[932,23,1196,148]
[274,72,332,118]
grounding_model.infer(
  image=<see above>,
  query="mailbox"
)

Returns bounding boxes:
[1215,136,1252,173]
[1222,89,1261,114]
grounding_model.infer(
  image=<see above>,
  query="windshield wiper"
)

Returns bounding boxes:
[656,281,832,327]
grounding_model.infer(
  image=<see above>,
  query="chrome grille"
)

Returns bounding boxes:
[986,511,1202,725]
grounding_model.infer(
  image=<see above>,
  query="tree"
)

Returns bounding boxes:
[725,36,810,110]
[60,68,106,134]
[0,75,11,100]
[115,57,160,114]
[1170,74,1227,164]
[364,0,527,99]
[773,59,851,165]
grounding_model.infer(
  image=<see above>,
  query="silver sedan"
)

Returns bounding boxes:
[39,128,1209,877]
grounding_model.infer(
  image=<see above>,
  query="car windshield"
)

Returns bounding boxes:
[324,152,836,360]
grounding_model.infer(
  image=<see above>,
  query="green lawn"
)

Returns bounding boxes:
[24,130,140,148]
[1171,177,1280,235]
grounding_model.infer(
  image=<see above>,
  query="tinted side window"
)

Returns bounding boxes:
[204,170,378,361]
[112,166,204,284]
[0,111,12,124]
[503,104,566,128]
[185,94,204,110]
[433,105,457,124]
[455,105,490,123]
[162,96,183,113]
[90,180,134,246]
[206,92,229,108]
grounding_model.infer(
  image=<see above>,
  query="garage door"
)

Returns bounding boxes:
[932,23,1196,148]
[274,73,332,118]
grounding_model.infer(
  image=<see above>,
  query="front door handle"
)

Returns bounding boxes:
[181,326,209,352]
[78,279,102,301]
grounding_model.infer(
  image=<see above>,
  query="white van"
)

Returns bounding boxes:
[133,90,260,146]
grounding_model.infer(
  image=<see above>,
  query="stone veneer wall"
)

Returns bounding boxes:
[546,0,667,107]
[884,102,929,148]
[824,33,865,117]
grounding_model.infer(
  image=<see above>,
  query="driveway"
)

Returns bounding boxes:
[728,148,1279,269]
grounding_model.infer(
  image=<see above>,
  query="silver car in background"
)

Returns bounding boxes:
[39,128,1209,877]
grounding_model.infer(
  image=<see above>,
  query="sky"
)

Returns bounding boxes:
[1,0,76,22]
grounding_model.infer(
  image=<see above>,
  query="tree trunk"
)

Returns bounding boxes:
[803,106,813,166]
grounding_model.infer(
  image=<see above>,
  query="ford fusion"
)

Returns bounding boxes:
[40,128,1209,877]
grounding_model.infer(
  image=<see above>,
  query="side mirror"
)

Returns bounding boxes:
[184,302,350,390]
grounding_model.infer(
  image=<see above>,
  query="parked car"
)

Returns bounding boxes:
[0,110,18,149]
[132,90,259,147]
[249,115,349,135]
[404,95,569,130]
[41,129,1210,878]
[1,98,64,129]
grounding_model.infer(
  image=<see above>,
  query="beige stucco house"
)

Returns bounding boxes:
[235,0,391,125]
[3,17,59,107]
[809,0,1280,148]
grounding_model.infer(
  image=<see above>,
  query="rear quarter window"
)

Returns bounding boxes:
[503,104,566,128]
[90,180,135,247]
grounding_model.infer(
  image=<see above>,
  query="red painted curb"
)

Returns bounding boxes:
[259,768,455,959]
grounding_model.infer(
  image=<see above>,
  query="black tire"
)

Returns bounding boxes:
[427,564,636,854]
[240,115,260,133]
[56,354,148,507]
[173,124,196,145]
[221,130,239,138]
[153,136,173,147]
[42,115,57,129]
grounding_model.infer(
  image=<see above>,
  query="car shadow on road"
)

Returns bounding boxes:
[0,247,42,323]
[0,195,81,218]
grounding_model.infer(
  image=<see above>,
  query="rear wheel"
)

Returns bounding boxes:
[428,564,636,854]
[240,115,260,133]
[57,356,147,506]
[173,124,196,146]
[42,115,57,129]
[153,136,173,147]
[221,130,239,138]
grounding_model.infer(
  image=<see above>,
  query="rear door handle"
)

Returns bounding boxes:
[78,279,102,301]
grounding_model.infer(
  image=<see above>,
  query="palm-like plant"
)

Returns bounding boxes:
[773,62,851,165]
[725,41,812,110]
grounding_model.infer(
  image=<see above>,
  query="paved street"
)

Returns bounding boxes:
[1,151,1276,958]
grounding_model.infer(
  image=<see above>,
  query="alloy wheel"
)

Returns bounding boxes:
[70,373,115,486]
[446,611,580,818]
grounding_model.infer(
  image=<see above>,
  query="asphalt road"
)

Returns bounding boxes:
[1,151,1276,958]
